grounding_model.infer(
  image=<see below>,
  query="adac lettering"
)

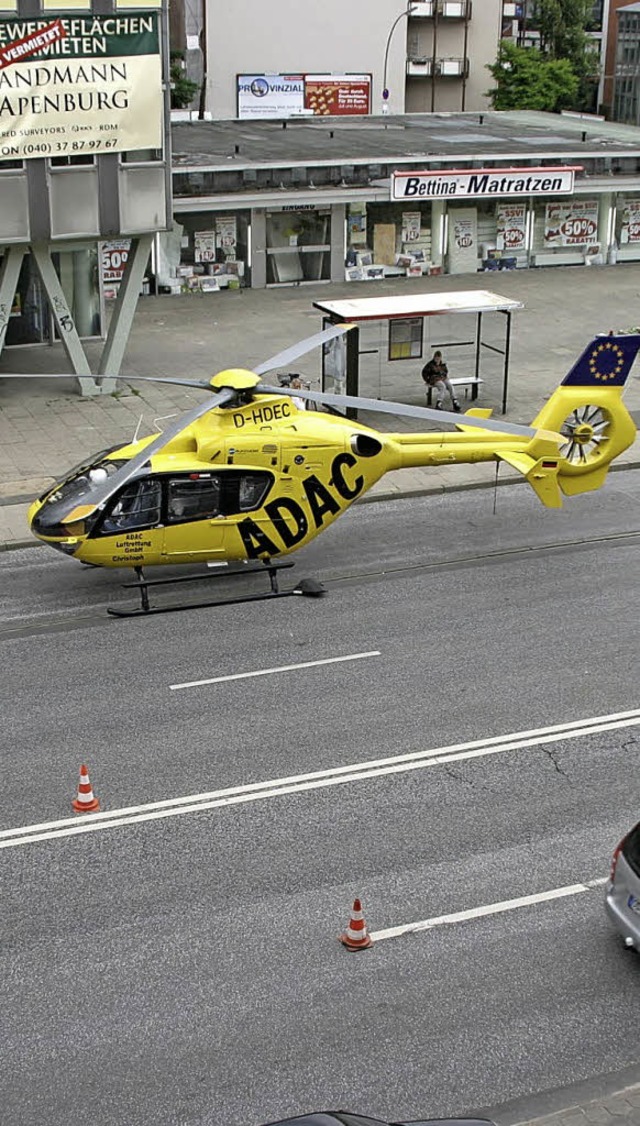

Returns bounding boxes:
[237,452,364,558]
[233,402,291,428]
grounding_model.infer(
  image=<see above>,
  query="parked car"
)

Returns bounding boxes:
[258,1113,494,1126]
[605,819,640,948]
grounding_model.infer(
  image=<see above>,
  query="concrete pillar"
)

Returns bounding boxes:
[330,204,346,282]
[598,192,615,260]
[430,200,446,268]
[251,208,267,289]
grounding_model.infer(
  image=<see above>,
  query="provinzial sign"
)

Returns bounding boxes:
[237,73,371,119]
[0,12,162,162]
[392,165,580,201]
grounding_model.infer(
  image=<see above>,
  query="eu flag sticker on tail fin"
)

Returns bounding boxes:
[562,331,640,386]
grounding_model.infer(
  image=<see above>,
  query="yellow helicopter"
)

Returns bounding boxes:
[8,322,640,616]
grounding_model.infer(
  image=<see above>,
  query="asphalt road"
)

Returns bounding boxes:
[2,475,640,1126]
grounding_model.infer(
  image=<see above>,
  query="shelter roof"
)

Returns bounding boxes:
[313,290,524,322]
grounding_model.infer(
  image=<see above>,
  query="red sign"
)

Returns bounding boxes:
[304,75,370,116]
[0,19,65,69]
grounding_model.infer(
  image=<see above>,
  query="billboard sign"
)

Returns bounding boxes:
[237,73,371,119]
[0,11,162,162]
[304,75,370,116]
[237,74,305,119]
[392,166,579,201]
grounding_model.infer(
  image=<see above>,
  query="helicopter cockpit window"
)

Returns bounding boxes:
[101,479,162,533]
[167,477,221,523]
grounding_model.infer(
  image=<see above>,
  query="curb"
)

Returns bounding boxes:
[473,1061,640,1125]
[2,457,640,554]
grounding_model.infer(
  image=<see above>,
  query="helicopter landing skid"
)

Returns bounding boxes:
[106,561,325,618]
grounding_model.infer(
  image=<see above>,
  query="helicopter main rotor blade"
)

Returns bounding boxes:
[0,373,213,389]
[256,383,543,440]
[252,322,354,377]
[55,387,237,524]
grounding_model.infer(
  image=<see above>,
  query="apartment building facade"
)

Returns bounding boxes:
[175,0,506,120]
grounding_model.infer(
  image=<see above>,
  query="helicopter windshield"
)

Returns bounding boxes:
[33,454,126,534]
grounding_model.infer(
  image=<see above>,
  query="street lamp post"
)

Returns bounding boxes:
[382,1,417,115]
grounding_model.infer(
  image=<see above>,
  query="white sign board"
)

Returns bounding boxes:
[392,166,578,201]
[0,13,162,162]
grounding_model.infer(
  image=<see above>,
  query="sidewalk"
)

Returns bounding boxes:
[480,1063,640,1125]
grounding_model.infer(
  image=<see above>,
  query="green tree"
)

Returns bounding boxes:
[170,51,199,110]
[486,41,580,112]
[530,0,600,107]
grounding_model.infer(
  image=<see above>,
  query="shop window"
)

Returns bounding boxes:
[388,317,424,361]
[50,155,95,167]
[121,149,163,163]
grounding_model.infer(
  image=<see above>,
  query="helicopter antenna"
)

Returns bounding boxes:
[131,414,144,444]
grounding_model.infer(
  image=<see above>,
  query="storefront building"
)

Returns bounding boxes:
[164,110,640,295]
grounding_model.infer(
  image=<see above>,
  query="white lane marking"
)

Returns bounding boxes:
[1,709,639,849]
[169,650,382,690]
[369,877,609,942]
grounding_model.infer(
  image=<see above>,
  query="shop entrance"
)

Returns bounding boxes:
[266,207,330,285]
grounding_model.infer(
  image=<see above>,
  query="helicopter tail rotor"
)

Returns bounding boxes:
[529,331,640,498]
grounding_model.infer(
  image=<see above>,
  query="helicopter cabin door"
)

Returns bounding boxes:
[161,470,274,563]
[161,473,227,563]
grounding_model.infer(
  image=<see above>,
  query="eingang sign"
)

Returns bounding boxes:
[392,166,581,201]
[0,12,162,161]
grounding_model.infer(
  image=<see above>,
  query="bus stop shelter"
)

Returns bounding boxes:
[313,290,523,418]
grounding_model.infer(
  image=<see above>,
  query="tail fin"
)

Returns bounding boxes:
[531,331,640,498]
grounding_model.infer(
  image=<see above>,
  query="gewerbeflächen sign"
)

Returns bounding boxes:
[0,12,162,161]
[392,166,580,201]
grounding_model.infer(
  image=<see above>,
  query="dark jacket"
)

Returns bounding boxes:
[421,358,448,385]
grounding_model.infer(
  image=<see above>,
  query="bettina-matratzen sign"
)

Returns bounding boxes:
[392,165,581,200]
[0,11,162,161]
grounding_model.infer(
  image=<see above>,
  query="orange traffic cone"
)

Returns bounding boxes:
[339,897,373,951]
[72,764,100,814]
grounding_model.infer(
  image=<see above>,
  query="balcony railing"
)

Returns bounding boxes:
[409,0,471,17]
[406,56,469,76]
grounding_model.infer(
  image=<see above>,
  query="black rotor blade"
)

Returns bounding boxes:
[256,383,542,440]
[54,387,236,523]
[252,322,354,377]
[0,373,212,389]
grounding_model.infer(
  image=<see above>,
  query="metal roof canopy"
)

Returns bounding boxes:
[313,289,524,416]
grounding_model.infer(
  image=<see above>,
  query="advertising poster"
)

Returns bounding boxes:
[401,211,421,243]
[101,239,131,299]
[304,75,370,116]
[0,13,162,162]
[194,231,216,264]
[496,202,527,251]
[237,74,304,119]
[544,200,599,246]
[348,202,367,243]
[216,215,237,256]
[620,200,640,244]
[453,216,474,250]
[322,329,346,395]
